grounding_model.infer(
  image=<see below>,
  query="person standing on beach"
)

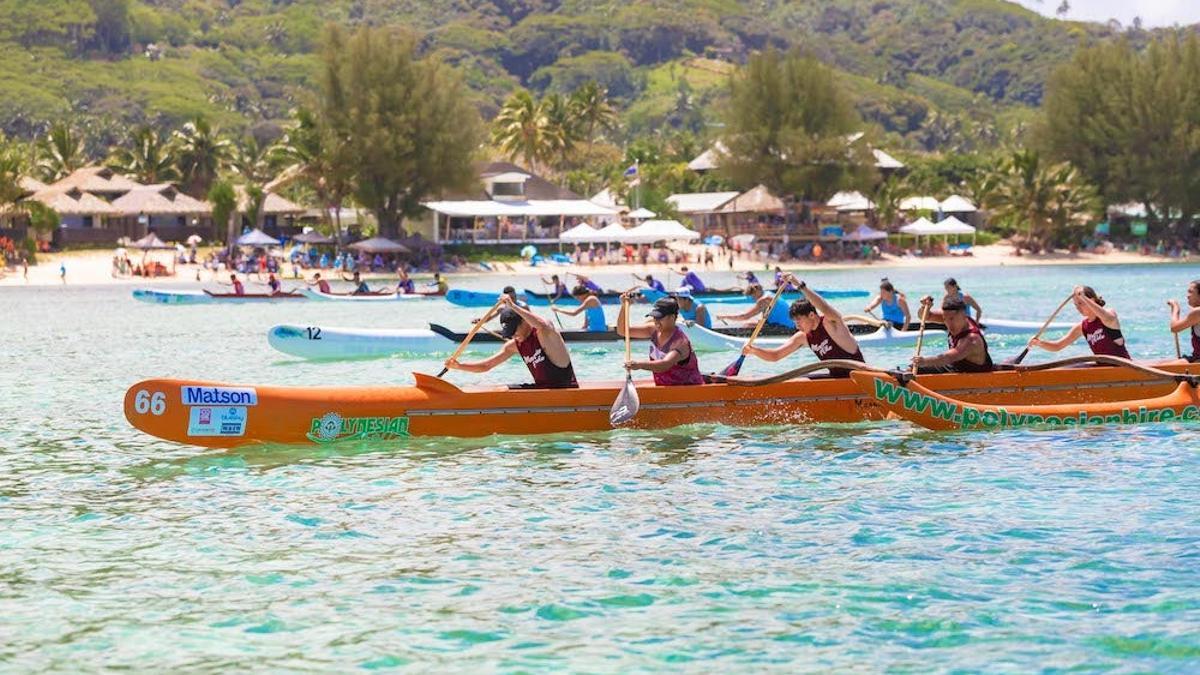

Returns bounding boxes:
[59,262,66,284]
[942,278,982,322]
[1168,280,1200,363]
[22,256,28,282]
[742,275,865,378]
[864,279,911,329]
[1028,286,1129,359]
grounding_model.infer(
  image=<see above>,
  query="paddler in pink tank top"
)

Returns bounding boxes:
[911,296,994,373]
[445,295,578,388]
[1028,285,1130,359]
[616,294,705,386]
[742,273,865,378]
[1167,279,1200,364]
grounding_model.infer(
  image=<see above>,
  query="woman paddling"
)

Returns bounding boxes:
[445,296,578,389]
[552,285,608,332]
[942,278,983,322]
[716,284,793,329]
[1027,286,1129,359]
[863,279,911,329]
[672,288,712,329]
[616,295,705,386]
[1167,279,1200,363]
[742,275,865,378]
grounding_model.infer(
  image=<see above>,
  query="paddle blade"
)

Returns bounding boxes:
[1003,347,1031,366]
[609,375,640,426]
[720,354,746,377]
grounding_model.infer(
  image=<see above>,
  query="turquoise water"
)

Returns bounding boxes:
[4,264,1200,670]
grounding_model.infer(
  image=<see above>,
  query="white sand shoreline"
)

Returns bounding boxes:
[1,244,1193,288]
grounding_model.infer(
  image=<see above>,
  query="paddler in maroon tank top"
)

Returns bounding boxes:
[742,273,865,378]
[616,294,705,385]
[1167,279,1200,363]
[445,295,578,388]
[308,272,332,294]
[1027,285,1130,359]
[911,296,995,373]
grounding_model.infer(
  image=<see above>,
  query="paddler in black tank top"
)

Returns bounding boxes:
[741,274,865,377]
[1168,279,1200,363]
[444,295,578,388]
[911,296,994,373]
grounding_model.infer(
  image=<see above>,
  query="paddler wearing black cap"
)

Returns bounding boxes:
[742,274,865,377]
[911,296,994,373]
[616,294,705,385]
[445,295,578,388]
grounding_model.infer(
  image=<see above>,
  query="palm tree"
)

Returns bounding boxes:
[871,174,906,230]
[172,116,231,198]
[272,108,354,233]
[570,81,618,151]
[109,125,178,184]
[0,135,26,225]
[988,149,1099,251]
[492,90,551,173]
[231,135,275,188]
[540,93,579,173]
[35,121,87,182]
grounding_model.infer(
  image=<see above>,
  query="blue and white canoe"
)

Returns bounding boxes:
[445,286,870,309]
[685,318,1073,350]
[133,288,305,304]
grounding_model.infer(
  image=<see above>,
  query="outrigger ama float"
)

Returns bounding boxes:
[124,359,1200,449]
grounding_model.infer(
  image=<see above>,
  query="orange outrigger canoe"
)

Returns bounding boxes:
[124,362,1200,448]
[850,368,1200,432]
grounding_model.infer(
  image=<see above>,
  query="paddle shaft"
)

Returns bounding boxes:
[544,281,565,329]
[911,302,931,375]
[743,287,784,353]
[1010,293,1074,365]
[439,298,506,377]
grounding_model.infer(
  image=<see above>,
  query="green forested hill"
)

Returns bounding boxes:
[0,0,1177,152]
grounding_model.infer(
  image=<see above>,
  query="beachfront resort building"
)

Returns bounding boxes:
[421,162,616,244]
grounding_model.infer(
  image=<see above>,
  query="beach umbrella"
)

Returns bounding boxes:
[842,224,889,241]
[559,223,601,243]
[730,233,756,247]
[627,207,656,220]
[704,234,725,246]
[348,237,410,254]
[130,233,174,250]
[520,244,538,258]
[237,228,281,247]
[186,234,203,245]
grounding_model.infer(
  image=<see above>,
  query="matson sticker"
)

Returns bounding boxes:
[180,386,258,407]
[187,406,248,437]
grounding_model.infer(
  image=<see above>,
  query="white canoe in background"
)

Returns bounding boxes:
[133,288,305,304]
[300,287,432,302]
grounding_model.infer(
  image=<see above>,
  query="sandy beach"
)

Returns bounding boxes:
[2,243,1190,288]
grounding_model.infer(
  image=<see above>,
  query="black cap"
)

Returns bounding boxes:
[647,297,679,319]
[498,308,523,338]
[502,285,516,295]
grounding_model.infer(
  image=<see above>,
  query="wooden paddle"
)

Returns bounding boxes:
[720,287,784,377]
[911,300,931,376]
[1170,300,1183,359]
[610,293,640,426]
[438,297,505,377]
[1006,293,1074,365]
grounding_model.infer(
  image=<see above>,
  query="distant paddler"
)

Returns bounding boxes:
[427,272,449,296]
[942,277,983,322]
[1027,286,1130,359]
[396,268,415,294]
[633,273,666,292]
[671,266,708,293]
[911,296,995,373]
[716,283,793,328]
[741,275,865,377]
[346,270,372,295]
[552,285,608,332]
[265,273,282,294]
[617,294,705,385]
[218,273,246,296]
[307,272,332,294]
[672,287,712,329]
[570,273,605,294]
[1168,279,1200,363]
[773,267,799,293]
[445,295,578,389]
[541,274,568,299]
[863,278,911,329]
